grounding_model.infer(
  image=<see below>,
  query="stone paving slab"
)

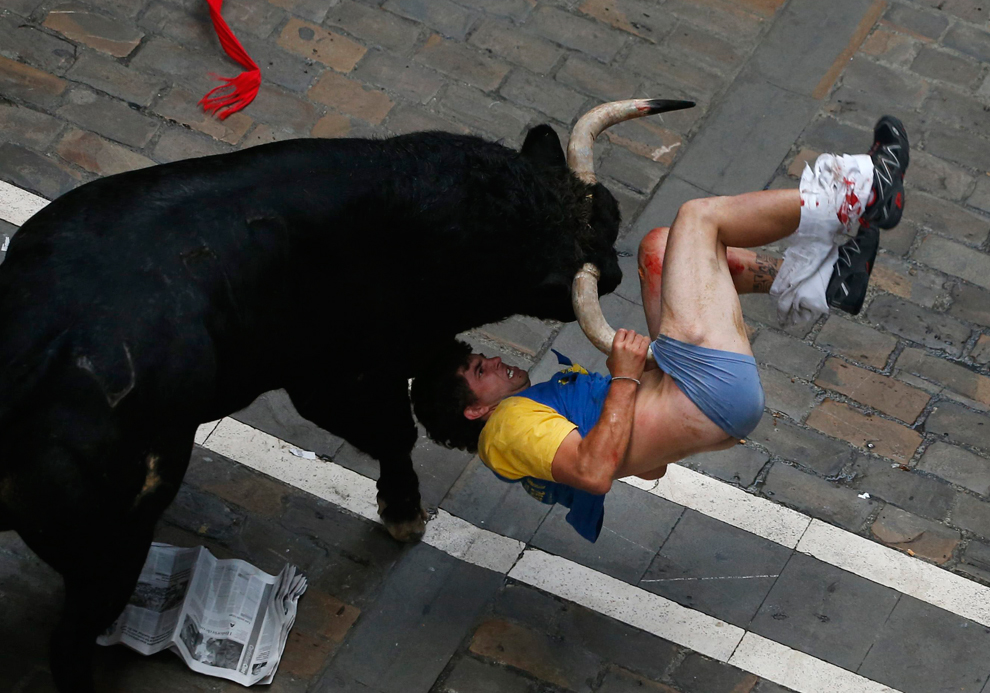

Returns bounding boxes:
[749,552,900,672]
[640,509,792,627]
[530,481,683,584]
[671,71,820,196]
[752,0,880,96]
[313,543,504,693]
[680,444,769,488]
[440,456,553,543]
[858,595,990,693]
[233,389,347,459]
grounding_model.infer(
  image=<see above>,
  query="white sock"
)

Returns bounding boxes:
[769,154,874,327]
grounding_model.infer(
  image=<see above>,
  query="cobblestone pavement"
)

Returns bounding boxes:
[3,0,990,691]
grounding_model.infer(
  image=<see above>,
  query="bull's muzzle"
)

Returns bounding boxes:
[568,98,694,354]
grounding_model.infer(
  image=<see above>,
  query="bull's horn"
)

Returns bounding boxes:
[568,98,694,354]
[566,98,694,185]
[572,263,615,354]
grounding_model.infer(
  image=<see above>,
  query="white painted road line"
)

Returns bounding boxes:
[729,633,901,693]
[0,180,48,226]
[203,418,525,574]
[626,465,812,548]
[206,417,379,521]
[197,417,905,693]
[424,510,525,575]
[194,420,220,446]
[509,549,744,661]
[799,519,990,629]
[632,467,990,629]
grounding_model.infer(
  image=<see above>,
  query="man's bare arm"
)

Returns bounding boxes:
[550,330,650,495]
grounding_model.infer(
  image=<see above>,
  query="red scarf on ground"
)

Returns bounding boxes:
[199,0,261,119]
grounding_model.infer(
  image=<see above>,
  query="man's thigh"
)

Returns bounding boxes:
[658,207,751,355]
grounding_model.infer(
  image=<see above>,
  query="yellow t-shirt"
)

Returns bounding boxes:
[477,396,577,482]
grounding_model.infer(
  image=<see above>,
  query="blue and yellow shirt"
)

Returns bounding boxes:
[477,352,612,542]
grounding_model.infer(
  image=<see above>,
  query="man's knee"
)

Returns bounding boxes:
[674,196,721,228]
[638,227,670,280]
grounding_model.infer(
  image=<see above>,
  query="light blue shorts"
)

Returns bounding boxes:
[650,334,765,440]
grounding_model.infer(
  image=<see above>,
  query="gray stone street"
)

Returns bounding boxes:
[3,0,990,691]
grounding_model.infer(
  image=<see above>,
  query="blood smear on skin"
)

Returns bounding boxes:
[642,253,663,276]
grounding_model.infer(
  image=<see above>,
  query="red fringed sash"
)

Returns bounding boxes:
[199,0,261,119]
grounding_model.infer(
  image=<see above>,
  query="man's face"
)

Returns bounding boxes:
[460,354,531,420]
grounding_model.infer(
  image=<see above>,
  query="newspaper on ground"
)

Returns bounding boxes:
[98,543,307,686]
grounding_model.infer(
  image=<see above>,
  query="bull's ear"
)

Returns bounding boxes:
[521,124,566,168]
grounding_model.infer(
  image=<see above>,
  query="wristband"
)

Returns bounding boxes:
[611,376,641,386]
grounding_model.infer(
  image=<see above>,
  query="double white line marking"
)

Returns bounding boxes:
[198,417,904,693]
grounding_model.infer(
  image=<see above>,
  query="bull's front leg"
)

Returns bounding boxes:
[374,448,428,542]
[286,376,428,542]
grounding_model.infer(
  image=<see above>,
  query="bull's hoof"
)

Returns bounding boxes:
[377,498,428,542]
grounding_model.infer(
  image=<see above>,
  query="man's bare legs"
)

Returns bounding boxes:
[639,228,783,341]
[643,189,800,348]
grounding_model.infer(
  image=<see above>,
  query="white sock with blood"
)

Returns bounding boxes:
[769,154,875,326]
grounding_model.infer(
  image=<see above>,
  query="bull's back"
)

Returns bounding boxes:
[0,153,268,425]
[0,133,539,426]
[0,139,390,419]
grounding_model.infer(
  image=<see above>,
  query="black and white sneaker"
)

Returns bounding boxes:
[826,225,880,315]
[861,115,910,230]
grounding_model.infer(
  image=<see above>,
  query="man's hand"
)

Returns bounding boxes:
[606,329,651,380]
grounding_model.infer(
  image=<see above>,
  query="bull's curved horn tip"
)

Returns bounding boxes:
[641,99,696,114]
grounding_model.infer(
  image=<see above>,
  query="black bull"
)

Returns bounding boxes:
[0,124,623,689]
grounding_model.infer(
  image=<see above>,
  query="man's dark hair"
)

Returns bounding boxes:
[411,340,487,453]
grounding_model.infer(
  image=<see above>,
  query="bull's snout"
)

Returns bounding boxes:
[567,98,694,354]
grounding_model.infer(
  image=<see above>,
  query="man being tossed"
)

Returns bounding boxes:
[413,117,909,541]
